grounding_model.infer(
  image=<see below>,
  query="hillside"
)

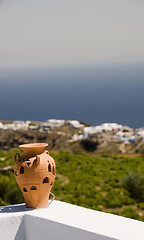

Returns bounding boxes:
[0,119,144,221]
[0,119,144,154]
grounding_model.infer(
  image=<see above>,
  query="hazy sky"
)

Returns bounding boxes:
[0,0,144,68]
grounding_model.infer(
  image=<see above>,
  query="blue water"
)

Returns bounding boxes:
[0,64,144,128]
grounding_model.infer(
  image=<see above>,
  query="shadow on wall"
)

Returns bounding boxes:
[0,204,32,213]
[23,215,108,240]
[15,217,26,240]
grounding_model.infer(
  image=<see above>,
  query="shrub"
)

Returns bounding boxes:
[80,139,98,152]
[6,185,24,204]
[0,173,24,205]
[122,171,144,201]
[104,189,134,208]
[0,197,7,206]
[121,207,139,220]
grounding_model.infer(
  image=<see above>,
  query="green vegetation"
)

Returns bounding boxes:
[122,171,144,201]
[1,149,144,221]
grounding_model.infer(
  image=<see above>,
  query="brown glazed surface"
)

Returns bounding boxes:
[14,143,56,209]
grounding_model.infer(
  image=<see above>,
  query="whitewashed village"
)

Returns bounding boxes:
[0,119,144,154]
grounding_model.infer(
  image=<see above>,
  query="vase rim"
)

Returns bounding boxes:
[19,143,48,149]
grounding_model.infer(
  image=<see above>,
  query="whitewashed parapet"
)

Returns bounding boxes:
[0,200,144,240]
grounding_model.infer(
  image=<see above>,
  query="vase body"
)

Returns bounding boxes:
[14,143,56,209]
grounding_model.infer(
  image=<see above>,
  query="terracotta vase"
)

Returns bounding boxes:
[14,143,56,209]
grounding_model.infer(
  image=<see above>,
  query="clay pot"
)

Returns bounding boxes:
[14,143,56,209]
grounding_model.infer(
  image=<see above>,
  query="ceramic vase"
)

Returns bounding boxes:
[14,143,56,209]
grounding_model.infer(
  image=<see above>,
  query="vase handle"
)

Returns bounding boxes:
[49,192,55,205]
[14,153,20,162]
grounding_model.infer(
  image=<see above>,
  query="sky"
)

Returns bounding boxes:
[0,0,144,68]
[0,0,144,126]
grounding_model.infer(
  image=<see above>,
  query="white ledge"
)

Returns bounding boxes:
[0,200,144,240]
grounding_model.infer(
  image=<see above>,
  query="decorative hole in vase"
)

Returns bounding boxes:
[20,166,24,174]
[48,163,51,172]
[43,177,49,184]
[30,186,37,190]
[23,188,28,192]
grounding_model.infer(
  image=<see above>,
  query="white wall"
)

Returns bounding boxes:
[0,201,144,240]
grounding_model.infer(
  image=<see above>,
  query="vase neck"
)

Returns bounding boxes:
[19,143,48,159]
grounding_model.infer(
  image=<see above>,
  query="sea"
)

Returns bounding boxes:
[0,63,144,128]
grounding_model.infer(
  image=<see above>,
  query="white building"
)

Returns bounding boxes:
[136,129,144,139]
[0,121,31,131]
[0,122,4,129]
[67,120,84,129]
[83,126,102,138]
[83,123,124,138]
[70,134,84,142]
[47,119,65,128]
